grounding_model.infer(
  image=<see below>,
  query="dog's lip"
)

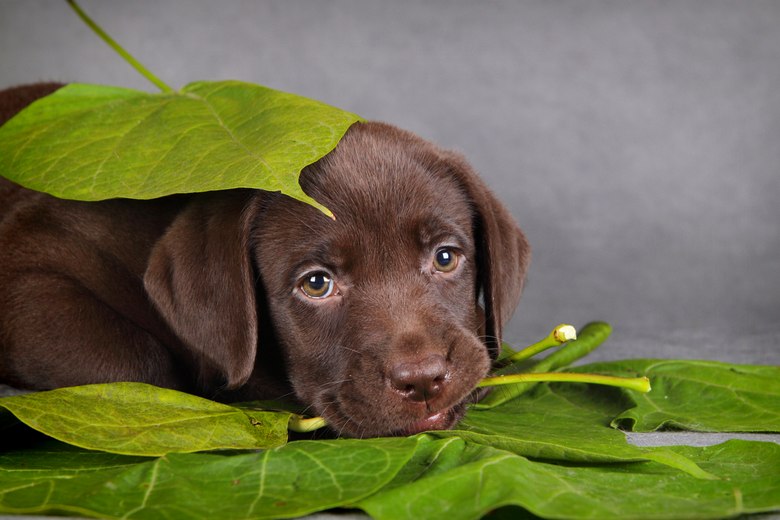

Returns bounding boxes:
[388,386,487,436]
[393,405,460,436]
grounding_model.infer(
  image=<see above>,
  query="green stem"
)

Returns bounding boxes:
[66,0,174,93]
[478,372,651,393]
[477,321,613,409]
[531,321,613,371]
[506,323,577,363]
[288,415,328,433]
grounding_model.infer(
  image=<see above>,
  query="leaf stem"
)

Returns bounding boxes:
[65,0,174,93]
[478,322,614,409]
[478,372,651,393]
[288,415,328,433]
[506,323,577,363]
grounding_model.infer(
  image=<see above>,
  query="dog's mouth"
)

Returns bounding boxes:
[391,385,491,436]
[321,380,490,438]
[394,405,461,436]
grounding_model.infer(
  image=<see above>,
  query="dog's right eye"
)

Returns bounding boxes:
[433,247,460,273]
[300,272,336,299]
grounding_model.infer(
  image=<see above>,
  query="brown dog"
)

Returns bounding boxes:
[0,83,529,437]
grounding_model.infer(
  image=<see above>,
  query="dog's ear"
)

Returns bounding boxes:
[144,192,258,389]
[442,152,531,358]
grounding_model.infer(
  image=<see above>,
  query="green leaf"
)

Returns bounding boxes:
[457,385,667,462]
[0,437,420,519]
[358,439,780,520]
[0,81,363,216]
[569,359,780,432]
[445,384,717,479]
[0,383,291,456]
[1,438,777,519]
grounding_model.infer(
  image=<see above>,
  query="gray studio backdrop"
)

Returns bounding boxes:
[1,0,778,365]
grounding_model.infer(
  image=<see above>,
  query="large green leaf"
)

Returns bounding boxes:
[570,359,780,432]
[0,437,420,519]
[441,383,716,479]
[358,438,780,520]
[0,81,363,216]
[0,438,777,519]
[0,383,291,455]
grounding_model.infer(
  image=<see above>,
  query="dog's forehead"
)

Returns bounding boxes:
[306,123,470,219]
[259,123,476,270]
[312,126,472,235]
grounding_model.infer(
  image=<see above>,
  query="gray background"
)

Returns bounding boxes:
[1,0,778,366]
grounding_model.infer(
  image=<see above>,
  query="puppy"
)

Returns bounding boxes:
[0,83,529,437]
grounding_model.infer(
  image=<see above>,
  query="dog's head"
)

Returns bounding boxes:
[145,122,529,437]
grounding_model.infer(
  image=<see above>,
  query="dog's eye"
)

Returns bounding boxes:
[300,272,336,299]
[433,247,459,273]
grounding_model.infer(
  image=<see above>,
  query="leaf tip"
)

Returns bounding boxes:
[307,197,335,220]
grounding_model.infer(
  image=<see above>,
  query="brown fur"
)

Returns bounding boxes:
[0,83,529,437]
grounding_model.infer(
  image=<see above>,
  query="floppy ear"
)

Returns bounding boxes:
[144,192,258,389]
[443,152,531,358]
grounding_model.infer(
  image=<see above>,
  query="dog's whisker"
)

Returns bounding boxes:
[266,390,299,403]
[475,334,500,343]
[317,378,352,388]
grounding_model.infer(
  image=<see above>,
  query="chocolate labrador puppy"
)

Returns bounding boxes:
[0,83,529,437]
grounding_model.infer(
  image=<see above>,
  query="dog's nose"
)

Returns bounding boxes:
[389,355,448,402]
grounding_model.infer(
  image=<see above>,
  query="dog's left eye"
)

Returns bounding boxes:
[300,272,337,299]
[433,247,459,273]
